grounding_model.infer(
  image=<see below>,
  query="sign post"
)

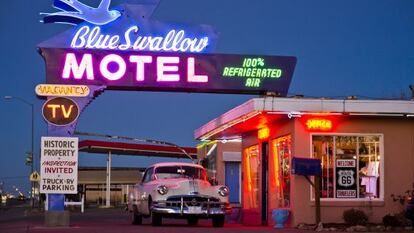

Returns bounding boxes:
[291,157,322,224]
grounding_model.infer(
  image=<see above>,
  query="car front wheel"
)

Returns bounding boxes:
[212,215,225,227]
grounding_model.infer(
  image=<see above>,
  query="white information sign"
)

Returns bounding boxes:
[40,137,78,194]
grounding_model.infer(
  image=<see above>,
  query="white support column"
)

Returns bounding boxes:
[81,194,84,213]
[126,185,129,203]
[106,151,112,207]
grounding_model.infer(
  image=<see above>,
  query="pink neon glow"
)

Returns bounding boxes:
[62,53,94,80]
[99,54,126,81]
[187,57,208,83]
[156,56,180,82]
[60,53,211,85]
[129,55,152,81]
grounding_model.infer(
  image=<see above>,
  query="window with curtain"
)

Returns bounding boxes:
[271,135,291,208]
[243,145,259,209]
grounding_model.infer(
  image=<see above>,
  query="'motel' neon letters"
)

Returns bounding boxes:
[62,53,208,83]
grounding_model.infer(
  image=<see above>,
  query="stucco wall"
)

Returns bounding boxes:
[291,116,414,225]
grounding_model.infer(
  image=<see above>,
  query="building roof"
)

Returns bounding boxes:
[79,166,146,172]
[194,97,414,140]
[150,162,203,168]
[78,140,197,159]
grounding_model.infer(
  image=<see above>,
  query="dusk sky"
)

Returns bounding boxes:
[0,0,413,194]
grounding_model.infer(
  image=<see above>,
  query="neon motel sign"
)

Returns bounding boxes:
[39,1,296,95]
[62,53,208,83]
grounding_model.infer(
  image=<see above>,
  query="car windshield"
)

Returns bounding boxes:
[154,166,207,181]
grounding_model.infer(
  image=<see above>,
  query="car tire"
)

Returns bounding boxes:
[132,213,142,225]
[187,217,199,226]
[151,212,162,226]
[212,215,225,228]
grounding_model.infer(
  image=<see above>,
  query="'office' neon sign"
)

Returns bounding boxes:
[306,118,333,131]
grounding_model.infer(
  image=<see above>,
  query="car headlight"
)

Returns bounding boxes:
[218,186,229,197]
[157,185,168,195]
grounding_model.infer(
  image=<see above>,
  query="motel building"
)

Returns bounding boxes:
[195,97,414,226]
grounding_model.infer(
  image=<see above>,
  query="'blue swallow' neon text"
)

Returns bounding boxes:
[71,25,209,53]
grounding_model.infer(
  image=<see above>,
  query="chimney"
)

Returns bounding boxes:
[410,85,414,100]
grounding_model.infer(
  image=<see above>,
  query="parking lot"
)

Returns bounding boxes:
[0,204,297,233]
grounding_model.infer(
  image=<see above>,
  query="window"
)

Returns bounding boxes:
[312,134,382,200]
[243,145,260,209]
[154,166,207,181]
[270,136,291,208]
[142,167,154,183]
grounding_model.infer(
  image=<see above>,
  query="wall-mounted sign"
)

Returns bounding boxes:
[336,159,357,198]
[40,49,296,95]
[36,84,90,97]
[40,137,78,194]
[306,118,333,131]
[42,97,80,126]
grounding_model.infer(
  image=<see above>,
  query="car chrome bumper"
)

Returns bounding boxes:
[152,199,231,216]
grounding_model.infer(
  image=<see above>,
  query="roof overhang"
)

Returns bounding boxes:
[79,140,197,159]
[194,97,414,141]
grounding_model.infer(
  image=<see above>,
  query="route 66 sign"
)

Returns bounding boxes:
[337,170,355,187]
[336,159,357,198]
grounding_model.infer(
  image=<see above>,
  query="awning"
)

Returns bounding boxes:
[79,140,197,159]
[194,97,414,140]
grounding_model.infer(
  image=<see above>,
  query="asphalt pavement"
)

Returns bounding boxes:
[0,203,389,233]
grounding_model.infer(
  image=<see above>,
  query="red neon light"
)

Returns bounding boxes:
[306,118,332,131]
[258,128,269,140]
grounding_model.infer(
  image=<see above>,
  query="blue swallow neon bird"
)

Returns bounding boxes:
[41,0,121,25]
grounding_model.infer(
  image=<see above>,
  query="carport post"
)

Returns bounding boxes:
[106,151,112,207]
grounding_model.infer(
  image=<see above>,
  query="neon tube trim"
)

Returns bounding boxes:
[62,53,94,80]
[71,25,209,53]
[100,54,126,81]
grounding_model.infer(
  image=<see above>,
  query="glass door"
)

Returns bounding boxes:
[269,136,291,209]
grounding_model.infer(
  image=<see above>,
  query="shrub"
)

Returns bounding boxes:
[382,214,401,227]
[343,208,368,226]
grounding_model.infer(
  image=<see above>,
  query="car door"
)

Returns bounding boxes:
[138,167,154,214]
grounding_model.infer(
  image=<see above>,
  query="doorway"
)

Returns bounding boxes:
[225,162,240,203]
[261,142,269,225]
